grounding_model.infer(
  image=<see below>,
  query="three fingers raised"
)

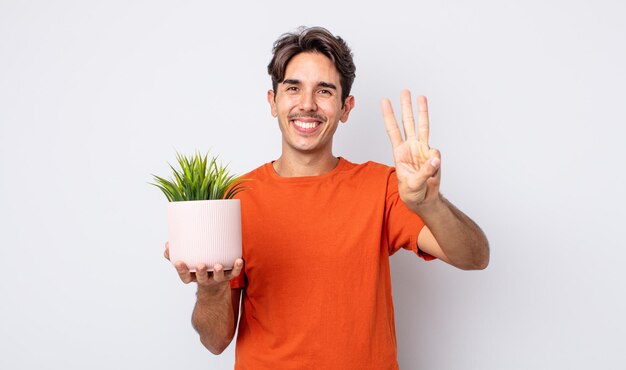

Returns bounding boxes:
[381,90,430,147]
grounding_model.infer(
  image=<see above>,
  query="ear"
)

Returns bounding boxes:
[267,90,277,117]
[339,95,355,123]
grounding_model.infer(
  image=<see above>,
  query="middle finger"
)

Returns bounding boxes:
[400,90,417,140]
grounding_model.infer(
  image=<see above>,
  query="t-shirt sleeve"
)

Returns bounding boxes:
[229,271,246,289]
[384,170,436,261]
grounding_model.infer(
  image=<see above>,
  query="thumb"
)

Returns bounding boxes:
[426,149,442,187]
[164,241,170,260]
[408,157,440,190]
[422,150,441,178]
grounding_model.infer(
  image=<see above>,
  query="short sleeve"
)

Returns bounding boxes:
[384,170,435,261]
[229,271,246,289]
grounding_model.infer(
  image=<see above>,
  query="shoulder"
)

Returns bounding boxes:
[332,159,397,197]
[336,158,394,178]
[240,162,272,181]
[340,160,403,199]
[243,162,269,177]
[234,162,272,200]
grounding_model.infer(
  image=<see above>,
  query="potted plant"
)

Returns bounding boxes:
[151,152,246,271]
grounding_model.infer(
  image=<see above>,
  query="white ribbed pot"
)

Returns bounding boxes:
[167,199,242,272]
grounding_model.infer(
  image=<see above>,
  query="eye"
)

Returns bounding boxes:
[286,86,299,92]
[318,89,332,95]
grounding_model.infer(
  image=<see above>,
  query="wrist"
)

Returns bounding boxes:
[197,281,230,301]
[410,193,446,216]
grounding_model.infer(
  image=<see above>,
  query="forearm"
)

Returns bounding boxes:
[414,195,489,270]
[191,283,238,354]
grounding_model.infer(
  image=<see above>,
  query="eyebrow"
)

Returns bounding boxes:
[282,79,337,90]
[318,81,337,90]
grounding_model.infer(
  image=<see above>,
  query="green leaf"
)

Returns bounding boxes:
[150,151,247,201]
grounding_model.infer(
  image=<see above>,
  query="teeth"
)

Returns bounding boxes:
[293,120,318,129]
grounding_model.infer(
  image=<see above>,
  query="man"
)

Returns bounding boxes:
[165,26,489,369]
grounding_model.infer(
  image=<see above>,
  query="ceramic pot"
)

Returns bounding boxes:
[167,199,242,271]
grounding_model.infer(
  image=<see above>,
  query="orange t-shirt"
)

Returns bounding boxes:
[230,158,432,369]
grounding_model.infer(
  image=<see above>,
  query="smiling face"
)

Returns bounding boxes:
[268,52,355,158]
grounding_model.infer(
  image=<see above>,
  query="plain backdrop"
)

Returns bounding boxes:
[1,1,625,369]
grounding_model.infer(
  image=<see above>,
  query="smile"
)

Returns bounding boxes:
[293,120,320,130]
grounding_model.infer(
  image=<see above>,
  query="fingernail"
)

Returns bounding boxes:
[430,158,440,168]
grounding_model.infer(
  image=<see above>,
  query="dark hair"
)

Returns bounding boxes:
[267,26,356,105]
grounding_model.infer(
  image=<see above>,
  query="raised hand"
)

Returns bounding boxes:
[381,90,441,211]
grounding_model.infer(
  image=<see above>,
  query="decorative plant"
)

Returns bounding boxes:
[151,152,246,201]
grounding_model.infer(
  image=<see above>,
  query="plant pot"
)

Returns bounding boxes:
[167,199,242,271]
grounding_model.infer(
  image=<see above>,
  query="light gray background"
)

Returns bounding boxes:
[1,1,625,369]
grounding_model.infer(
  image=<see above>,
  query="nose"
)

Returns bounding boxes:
[299,91,317,112]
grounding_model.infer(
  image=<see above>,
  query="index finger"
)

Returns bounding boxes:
[417,95,430,144]
[381,98,403,148]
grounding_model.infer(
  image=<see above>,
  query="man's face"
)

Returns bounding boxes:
[268,52,354,156]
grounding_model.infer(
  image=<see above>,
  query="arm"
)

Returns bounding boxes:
[192,282,242,354]
[416,198,489,270]
[165,243,244,354]
[382,90,489,270]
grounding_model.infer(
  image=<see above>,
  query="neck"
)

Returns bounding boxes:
[272,152,339,177]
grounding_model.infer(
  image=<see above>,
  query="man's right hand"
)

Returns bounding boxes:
[165,242,242,354]
[164,242,244,287]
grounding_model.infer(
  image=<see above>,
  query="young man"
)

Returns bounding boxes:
[165,27,489,369]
